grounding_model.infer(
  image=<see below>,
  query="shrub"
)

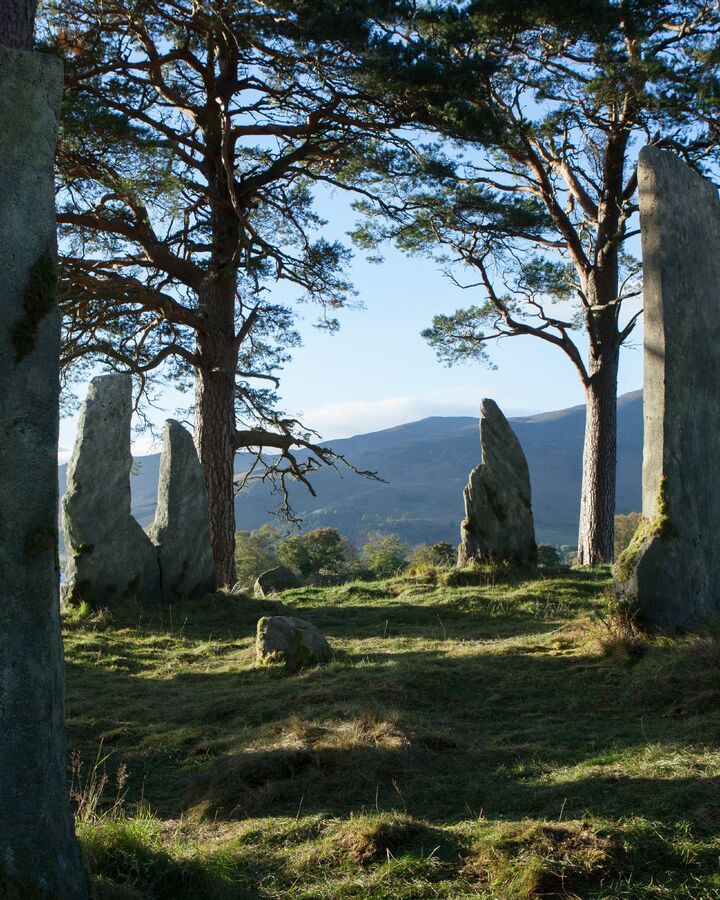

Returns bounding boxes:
[234,524,283,589]
[615,512,642,558]
[537,544,561,567]
[408,541,456,570]
[360,533,408,579]
[278,527,350,579]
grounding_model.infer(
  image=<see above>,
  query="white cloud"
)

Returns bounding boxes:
[58,435,162,465]
[302,387,540,440]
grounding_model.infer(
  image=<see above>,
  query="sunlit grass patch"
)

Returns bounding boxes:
[63,569,720,896]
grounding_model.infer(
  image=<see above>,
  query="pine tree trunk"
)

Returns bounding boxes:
[0,0,36,49]
[195,326,238,587]
[577,334,619,565]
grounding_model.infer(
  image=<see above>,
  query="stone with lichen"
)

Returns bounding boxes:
[613,148,720,630]
[148,419,215,601]
[0,44,88,896]
[256,616,332,671]
[458,398,537,567]
[61,373,160,607]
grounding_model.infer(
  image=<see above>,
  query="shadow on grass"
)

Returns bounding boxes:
[65,632,720,832]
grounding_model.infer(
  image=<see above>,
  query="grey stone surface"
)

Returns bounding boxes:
[61,373,160,607]
[256,616,333,670]
[0,46,88,897]
[614,147,720,630]
[254,565,302,597]
[148,419,215,601]
[458,398,537,567]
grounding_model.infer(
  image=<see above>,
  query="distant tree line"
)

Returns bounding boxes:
[234,525,580,589]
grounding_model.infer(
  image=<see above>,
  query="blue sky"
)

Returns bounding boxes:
[58,188,644,460]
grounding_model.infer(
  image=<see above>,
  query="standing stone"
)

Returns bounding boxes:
[614,148,720,630]
[0,46,88,898]
[148,419,215,601]
[61,373,160,607]
[458,399,537,567]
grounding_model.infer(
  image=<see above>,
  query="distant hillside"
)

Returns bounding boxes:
[58,390,643,547]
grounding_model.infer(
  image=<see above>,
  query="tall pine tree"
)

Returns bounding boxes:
[49,0,403,585]
[356,0,720,562]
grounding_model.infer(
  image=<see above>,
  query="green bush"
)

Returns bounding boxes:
[278,527,350,578]
[537,544,561,567]
[234,524,283,589]
[408,541,456,570]
[360,533,408,578]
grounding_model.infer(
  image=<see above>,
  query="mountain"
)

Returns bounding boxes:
[58,389,643,548]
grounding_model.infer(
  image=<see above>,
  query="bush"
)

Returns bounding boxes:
[615,512,642,558]
[277,527,350,579]
[408,541,457,570]
[234,524,283,590]
[360,533,408,579]
[537,544,561,567]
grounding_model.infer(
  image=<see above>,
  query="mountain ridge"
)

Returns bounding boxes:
[58,389,643,547]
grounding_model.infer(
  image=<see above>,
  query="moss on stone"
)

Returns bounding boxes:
[614,477,676,584]
[73,543,95,559]
[11,251,57,363]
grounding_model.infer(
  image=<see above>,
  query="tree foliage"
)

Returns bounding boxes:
[354,0,720,563]
[45,0,404,582]
[360,532,408,578]
[278,527,350,578]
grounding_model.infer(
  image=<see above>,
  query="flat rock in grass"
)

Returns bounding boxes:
[148,419,215,601]
[458,398,537,567]
[61,373,160,607]
[254,565,302,597]
[256,616,332,670]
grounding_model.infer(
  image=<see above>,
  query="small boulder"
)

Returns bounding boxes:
[253,565,302,597]
[256,616,332,671]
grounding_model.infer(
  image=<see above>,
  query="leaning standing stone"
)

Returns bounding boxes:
[148,419,215,601]
[458,398,537,567]
[614,148,720,630]
[61,373,160,607]
[256,616,333,670]
[0,45,88,897]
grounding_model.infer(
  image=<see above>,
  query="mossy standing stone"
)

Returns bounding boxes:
[614,148,720,630]
[458,398,537,567]
[148,419,215,601]
[0,45,88,897]
[61,373,160,607]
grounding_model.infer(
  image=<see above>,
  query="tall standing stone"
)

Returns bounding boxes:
[0,46,88,897]
[614,148,720,630]
[148,419,215,601]
[458,398,537,567]
[62,373,160,607]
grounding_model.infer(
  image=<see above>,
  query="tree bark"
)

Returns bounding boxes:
[577,309,619,565]
[194,293,238,587]
[0,0,37,49]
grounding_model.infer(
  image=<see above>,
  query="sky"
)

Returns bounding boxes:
[58,188,645,462]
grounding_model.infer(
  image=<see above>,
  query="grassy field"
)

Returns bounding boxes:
[62,567,720,898]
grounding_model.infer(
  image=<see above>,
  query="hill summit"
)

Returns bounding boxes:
[59,390,642,547]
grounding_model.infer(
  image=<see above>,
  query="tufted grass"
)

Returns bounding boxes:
[63,567,720,897]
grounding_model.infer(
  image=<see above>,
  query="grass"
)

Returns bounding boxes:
[62,567,720,898]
